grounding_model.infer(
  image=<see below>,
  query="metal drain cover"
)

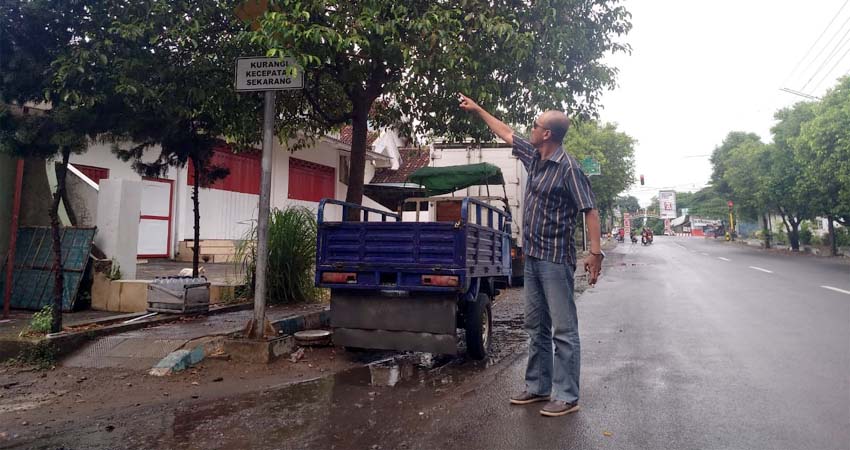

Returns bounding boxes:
[294,329,332,346]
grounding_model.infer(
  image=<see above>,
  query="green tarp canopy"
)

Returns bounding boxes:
[407,163,505,195]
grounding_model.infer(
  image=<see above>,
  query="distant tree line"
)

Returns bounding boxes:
[699,77,850,254]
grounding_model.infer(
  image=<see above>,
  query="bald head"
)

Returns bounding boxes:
[540,110,571,143]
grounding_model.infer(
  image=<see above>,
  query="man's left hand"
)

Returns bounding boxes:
[583,253,603,286]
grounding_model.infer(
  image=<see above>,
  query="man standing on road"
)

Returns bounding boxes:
[459,93,604,417]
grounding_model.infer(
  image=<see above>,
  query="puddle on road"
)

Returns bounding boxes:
[28,318,529,450]
[368,357,417,387]
[155,351,504,449]
[366,352,460,387]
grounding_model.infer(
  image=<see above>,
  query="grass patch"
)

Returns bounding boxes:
[7,341,57,370]
[235,206,320,304]
[18,305,53,338]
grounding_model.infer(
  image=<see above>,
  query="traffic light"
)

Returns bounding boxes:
[640,174,645,185]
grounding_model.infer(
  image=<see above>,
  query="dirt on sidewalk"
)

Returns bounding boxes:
[0,264,613,450]
[1,343,364,446]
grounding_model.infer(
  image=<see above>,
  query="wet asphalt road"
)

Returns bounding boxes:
[403,237,850,450]
[12,237,849,450]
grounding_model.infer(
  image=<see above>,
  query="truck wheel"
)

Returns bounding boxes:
[464,292,492,360]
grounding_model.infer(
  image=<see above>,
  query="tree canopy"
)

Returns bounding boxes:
[249,0,632,210]
[706,77,850,252]
[563,120,636,228]
[798,78,850,226]
[53,0,267,275]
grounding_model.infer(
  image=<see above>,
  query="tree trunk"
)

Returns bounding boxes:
[344,100,371,221]
[828,215,837,256]
[789,219,801,252]
[48,147,72,333]
[761,213,771,249]
[55,165,78,226]
[192,159,201,278]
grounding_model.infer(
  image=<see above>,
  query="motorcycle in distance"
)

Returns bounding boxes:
[630,232,638,244]
[641,229,654,246]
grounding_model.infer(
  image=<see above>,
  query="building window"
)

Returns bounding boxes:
[339,154,350,185]
[288,157,335,202]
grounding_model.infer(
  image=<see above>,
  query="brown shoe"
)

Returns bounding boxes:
[509,391,550,405]
[539,400,580,417]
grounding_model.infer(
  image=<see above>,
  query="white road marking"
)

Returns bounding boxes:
[675,243,687,249]
[749,266,773,274]
[718,257,731,261]
[821,285,850,295]
[701,252,709,256]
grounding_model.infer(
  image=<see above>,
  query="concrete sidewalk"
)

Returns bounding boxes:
[136,260,245,283]
[62,302,328,372]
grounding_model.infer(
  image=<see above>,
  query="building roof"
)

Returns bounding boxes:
[370,147,431,184]
[338,125,380,147]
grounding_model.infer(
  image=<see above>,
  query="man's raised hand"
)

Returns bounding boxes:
[458,93,480,113]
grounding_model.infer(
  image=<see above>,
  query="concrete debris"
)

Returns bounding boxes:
[289,347,305,363]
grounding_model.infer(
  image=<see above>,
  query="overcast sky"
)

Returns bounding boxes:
[597,0,848,207]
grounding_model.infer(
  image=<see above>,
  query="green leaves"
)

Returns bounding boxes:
[796,77,850,224]
[249,0,632,149]
[564,120,636,215]
[709,76,850,244]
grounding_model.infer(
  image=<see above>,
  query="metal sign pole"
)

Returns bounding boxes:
[234,55,302,339]
[250,90,275,339]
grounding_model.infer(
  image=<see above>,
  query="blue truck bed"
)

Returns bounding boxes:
[315,198,512,291]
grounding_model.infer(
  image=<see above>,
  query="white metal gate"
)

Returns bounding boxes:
[137,178,173,258]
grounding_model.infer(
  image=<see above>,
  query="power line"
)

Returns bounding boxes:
[812,42,850,92]
[802,30,850,91]
[801,11,850,91]
[784,0,849,86]
[799,5,850,80]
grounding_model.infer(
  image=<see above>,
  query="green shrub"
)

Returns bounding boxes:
[235,206,319,304]
[835,226,850,247]
[25,306,53,335]
[800,223,813,245]
[10,341,57,370]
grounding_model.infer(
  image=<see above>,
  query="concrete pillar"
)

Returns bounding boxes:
[96,179,141,280]
[174,165,188,253]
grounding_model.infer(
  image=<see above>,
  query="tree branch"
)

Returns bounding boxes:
[305,71,351,125]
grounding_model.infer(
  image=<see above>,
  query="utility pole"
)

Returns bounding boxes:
[727,200,735,241]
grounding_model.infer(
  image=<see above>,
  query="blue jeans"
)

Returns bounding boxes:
[523,256,580,403]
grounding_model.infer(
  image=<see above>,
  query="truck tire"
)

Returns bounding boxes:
[464,292,492,360]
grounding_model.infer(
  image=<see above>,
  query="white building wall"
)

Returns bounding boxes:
[73,142,179,183]
[271,139,388,222]
[181,189,258,241]
[72,142,182,258]
[76,137,392,258]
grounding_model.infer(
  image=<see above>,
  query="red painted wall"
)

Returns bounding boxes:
[74,164,110,185]
[288,157,335,202]
[188,146,261,195]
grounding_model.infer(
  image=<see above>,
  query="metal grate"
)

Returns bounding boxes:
[0,226,95,311]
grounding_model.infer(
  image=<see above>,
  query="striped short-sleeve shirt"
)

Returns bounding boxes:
[513,134,596,267]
